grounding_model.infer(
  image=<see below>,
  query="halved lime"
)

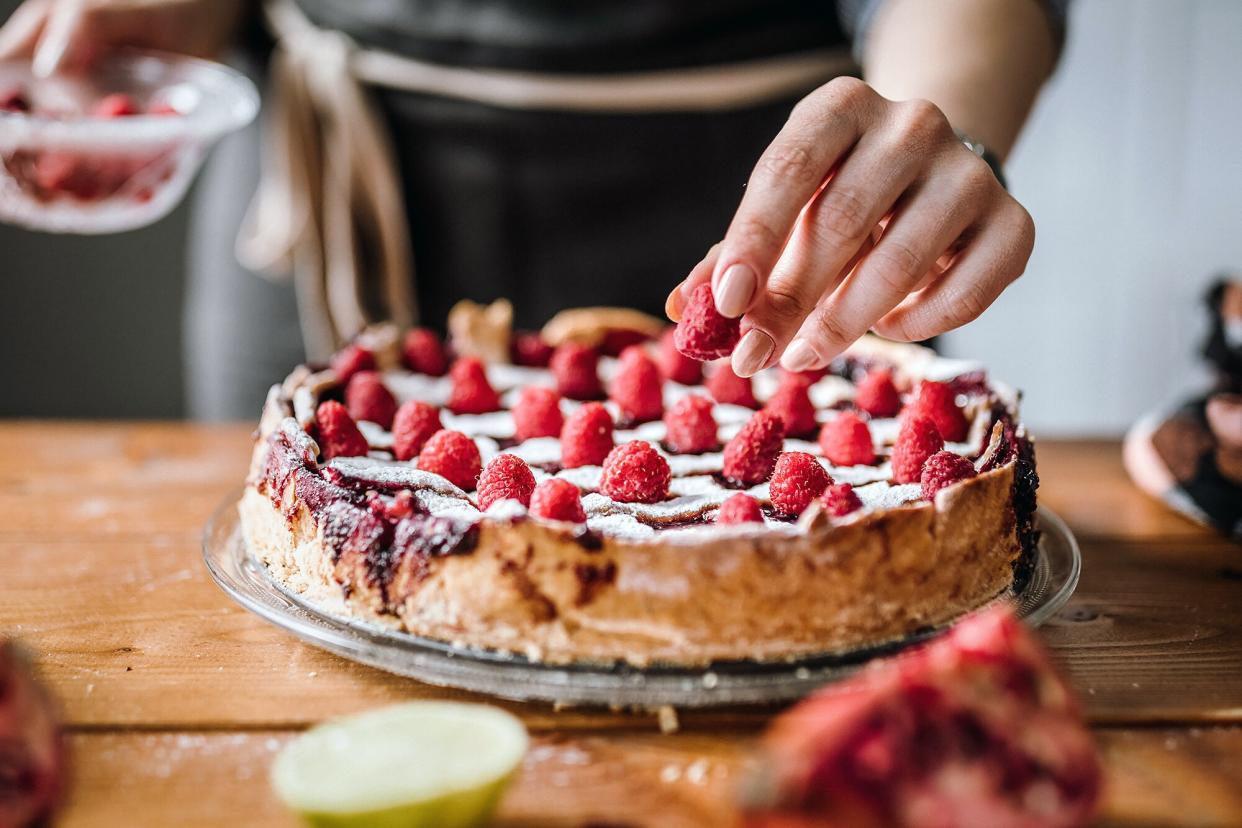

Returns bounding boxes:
[271,701,528,828]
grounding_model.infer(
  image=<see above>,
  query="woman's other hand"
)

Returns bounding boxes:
[0,0,244,77]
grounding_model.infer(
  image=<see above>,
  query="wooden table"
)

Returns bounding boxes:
[2,423,1240,826]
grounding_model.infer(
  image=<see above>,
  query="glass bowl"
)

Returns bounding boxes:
[0,50,258,233]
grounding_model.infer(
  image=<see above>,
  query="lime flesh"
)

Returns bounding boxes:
[272,701,528,828]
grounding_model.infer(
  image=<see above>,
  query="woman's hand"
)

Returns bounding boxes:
[0,0,244,76]
[667,77,1035,378]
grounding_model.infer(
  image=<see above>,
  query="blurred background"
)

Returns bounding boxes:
[2,0,1240,434]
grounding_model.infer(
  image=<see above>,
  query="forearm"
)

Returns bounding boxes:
[862,0,1058,160]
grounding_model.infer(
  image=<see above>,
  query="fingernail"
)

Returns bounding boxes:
[781,338,821,372]
[714,264,756,318]
[732,329,774,377]
[665,287,684,322]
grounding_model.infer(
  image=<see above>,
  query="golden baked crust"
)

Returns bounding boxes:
[240,323,1034,667]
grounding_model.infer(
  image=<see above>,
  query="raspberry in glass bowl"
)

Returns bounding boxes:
[0,51,257,233]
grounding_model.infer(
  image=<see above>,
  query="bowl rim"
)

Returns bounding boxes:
[0,48,259,144]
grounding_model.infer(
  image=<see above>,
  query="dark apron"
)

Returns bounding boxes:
[185,1,856,418]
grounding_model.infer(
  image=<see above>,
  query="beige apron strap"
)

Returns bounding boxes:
[237,0,415,358]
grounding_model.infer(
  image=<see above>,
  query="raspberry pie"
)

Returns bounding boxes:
[241,302,1039,666]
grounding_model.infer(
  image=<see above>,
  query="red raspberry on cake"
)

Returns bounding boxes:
[921,450,978,500]
[550,342,602,400]
[600,441,671,504]
[723,410,785,485]
[658,328,703,386]
[609,345,664,423]
[746,607,1101,828]
[477,454,537,510]
[391,400,443,461]
[600,328,651,356]
[510,331,554,367]
[314,400,370,460]
[344,371,397,429]
[853,367,903,418]
[706,362,759,409]
[908,380,969,442]
[529,478,587,523]
[765,375,817,437]
[92,93,139,118]
[717,492,764,525]
[417,429,482,491]
[818,411,875,467]
[663,395,717,454]
[512,386,564,441]
[768,451,832,517]
[560,402,614,468]
[820,482,862,517]
[402,327,448,376]
[447,357,501,414]
[891,414,944,484]
[674,284,741,361]
[330,343,375,384]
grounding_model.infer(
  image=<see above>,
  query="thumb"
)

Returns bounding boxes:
[32,0,85,77]
[0,1,50,61]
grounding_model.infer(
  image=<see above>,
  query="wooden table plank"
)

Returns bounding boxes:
[5,531,1239,729]
[58,727,1242,828]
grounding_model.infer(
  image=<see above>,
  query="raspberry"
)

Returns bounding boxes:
[722,409,785,485]
[768,451,832,517]
[890,414,944,484]
[330,343,375,384]
[706,362,758,409]
[314,400,370,460]
[601,328,651,356]
[908,380,970,442]
[854,368,903,418]
[477,454,537,510]
[717,492,764,525]
[609,345,664,423]
[673,284,741,361]
[417,429,482,490]
[391,401,443,461]
[600,441,671,504]
[447,357,501,414]
[402,328,448,376]
[529,478,587,523]
[663,395,718,454]
[92,93,139,118]
[513,386,564,441]
[344,371,397,428]
[0,87,29,113]
[658,328,703,386]
[818,411,875,467]
[764,375,818,437]
[560,402,614,468]
[921,450,978,499]
[550,342,602,400]
[784,366,829,385]
[820,482,862,517]
[511,331,554,367]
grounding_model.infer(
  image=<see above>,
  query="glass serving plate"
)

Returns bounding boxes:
[203,494,1081,708]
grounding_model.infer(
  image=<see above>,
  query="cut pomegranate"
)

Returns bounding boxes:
[743,608,1100,828]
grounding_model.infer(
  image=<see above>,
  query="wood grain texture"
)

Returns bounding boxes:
[2,424,1240,825]
[58,728,1242,828]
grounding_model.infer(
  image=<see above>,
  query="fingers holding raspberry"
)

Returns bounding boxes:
[666,78,1032,376]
